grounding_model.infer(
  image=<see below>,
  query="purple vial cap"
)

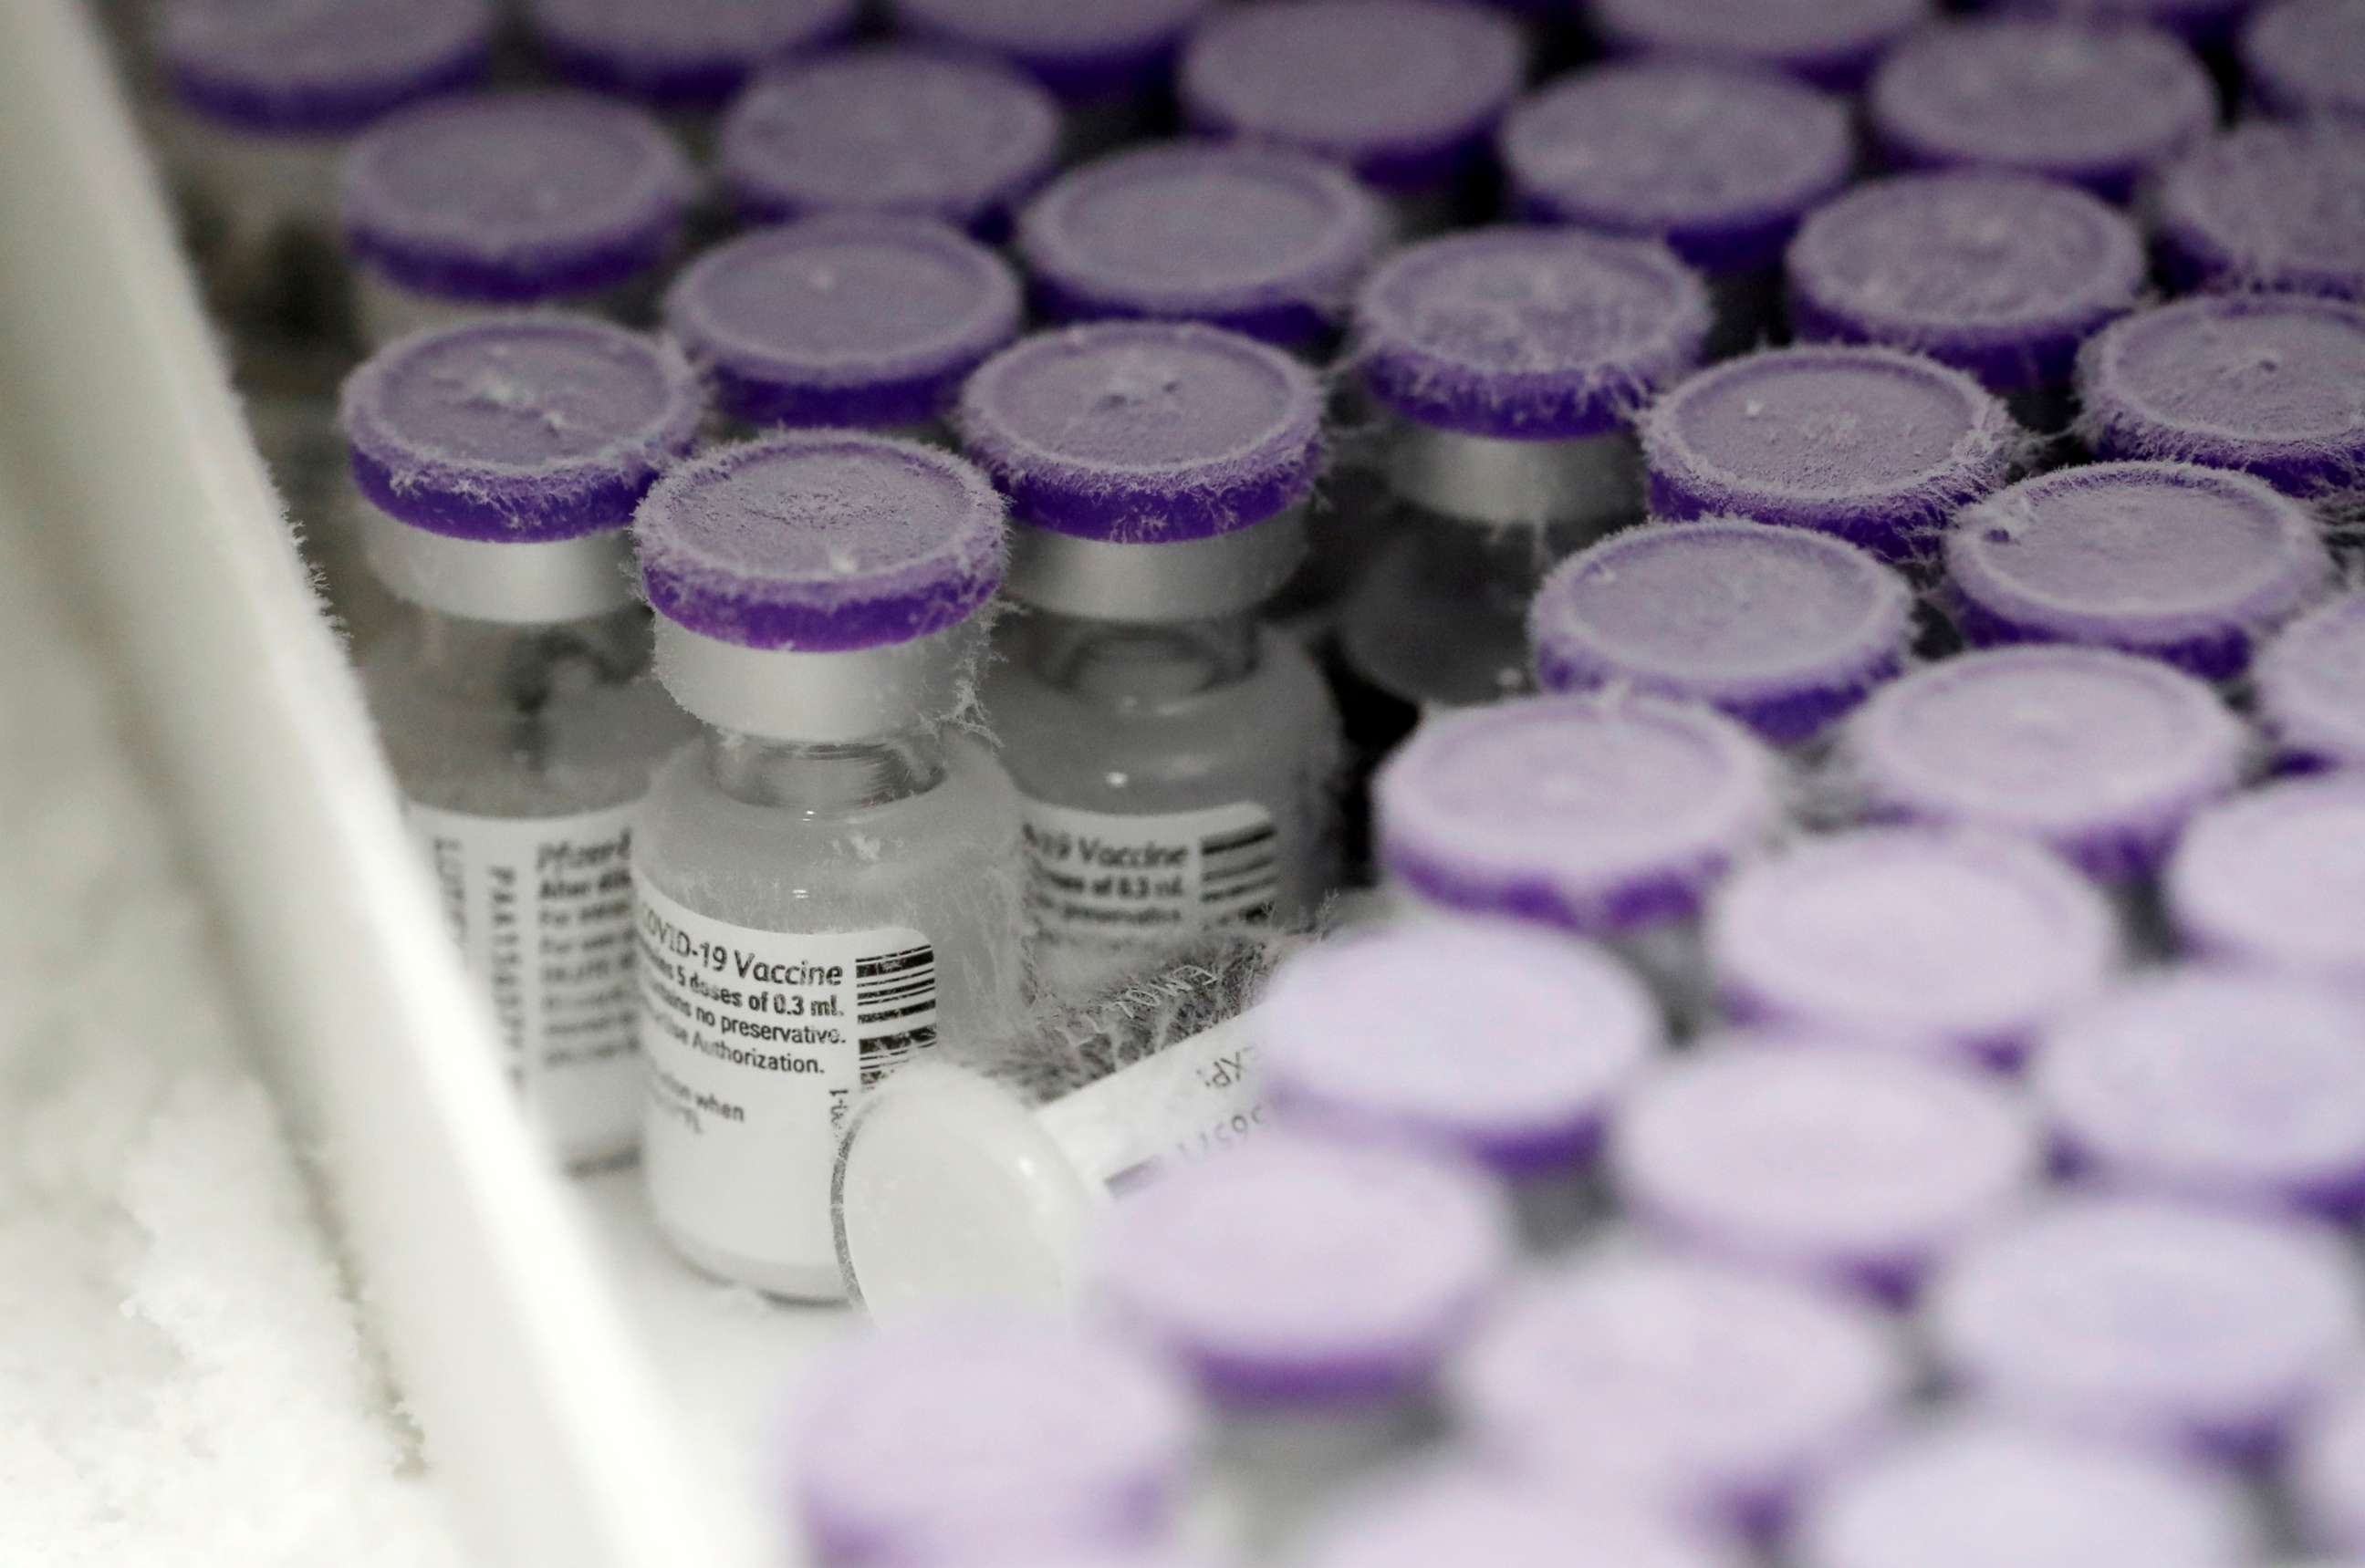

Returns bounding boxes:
[662,216,1021,432]
[1585,0,1936,92]
[955,321,1324,543]
[1995,0,2256,48]
[890,0,1213,100]
[525,0,854,111]
[787,1312,1201,1566]
[1087,1132,1515,1407]
[1298,1472,1746,1568]
[2297,1381,2365,1556]
[1795,1414,2263,1568]
[2156,123,2365,303]
[1926,1195,2364,1459]
[341,92,692,303]
[717,47,1062,236]
[2036,971,2365,1217]
[2168,776,2365,990]
[1353,228,1710,441]
[1375,695,1781,936]
[1259,923,1662,1179]
[1787,173,2148,397]
[2077,296,2365,502]
[339,315,701,541]
[1641,346,2018,563]
[1840,646,2247,881]
[1016,143,1386,353]
[160,0,494,136]
[1451,1251,1908,1530]
[1499,62,1855,278]
[1179,0,1529,193]
[2258,595,2365,772]
[1708,828,2120,1071]
[2243,0,2365,122]
[1611,1046,2040,1300]
[633,432,1007,651]
[1945,462,2331,680]
[1530,518,1915,744]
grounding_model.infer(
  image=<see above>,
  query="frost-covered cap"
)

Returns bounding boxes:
[2156,124,2365,302]
[524,0,853,110]
[891,0,1213,99]
[341,92,691,304]
[1376,695,1781,935]
[1499,62,1853,277]
[1708,828,2120,1070]
[2242,0,2365,122]
[2257,595,2365,772]
[1585,0,1934,91]
[1260,924,1662,1179]
[1530,519,1913,744]
[787,1313,1201,1565]
[1451,1251,1907,1531]
[1017,143,1386,352]
[1840,646,2246,881]
[1641,346,2017,562]
[2167,776,2365,990]
[1179,0,1528,193]
[1088,1133,1514,1407]
[1297,1472,1745,1568]
[1787,173,2147,397]
[1995,0,2255,47]
[662,217,1021,431]
[634,433,1006,650]
[717,47,1062,235]
[161,0,493,135]
[2077,296,2365,502]
[340,315,700,539]
[1945,462,2331,680]
[1354,228,1710,441]
[2297,1381,2365,1556]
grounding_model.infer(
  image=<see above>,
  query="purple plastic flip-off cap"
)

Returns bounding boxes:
[1840,646,2247,881]
[1992,0,2255,49]
[1374,695,1781,936]
[1179,0,1529,196]
[2156,124,2365,302]
[2297,1381,2365,1556]
[1088,1132,1515,1407]
[1584,0,1935,91]
[2257,595,2365,773]
[787,1312,1202,1566]
[1297,1471,1746,1568]
[1945,462,2331,680]
[717,47,1062,237]
[161,0,494,135]
[890,0,1213,101]
[2242,0,2365,122]
[1451,1251,1907,1534]
[2168,776,2365,990]
[1530,519,1914,744]
[1016,143,1385,353]
[662,216,1021,432]
[341,92,692,305]
[1926,1195,2365,1459]
[1640,346,2017,564]
[1709,828,2120,1071]
[524,0,853,111]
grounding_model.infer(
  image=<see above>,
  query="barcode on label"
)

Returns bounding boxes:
[1198,821,1278,921]
[854,942,937,1087]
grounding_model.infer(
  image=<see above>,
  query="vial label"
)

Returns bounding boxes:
[635,877,937,1280]
[1022,799,1279,993]
[1036,1006,1269,1194]
[408,801,641,1159]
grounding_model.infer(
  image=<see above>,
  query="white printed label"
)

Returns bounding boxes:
[1036,1008,1268,1192]
[1023,800,1279,993]
[635,877,936,1285]
[408,801,641,1161]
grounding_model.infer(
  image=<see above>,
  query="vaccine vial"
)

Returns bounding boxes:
[1707,828,2120,1072]
[889,0,1213,153]
[1837,646,2247,884]
[1258,923,1662,1247]
[661,214,1022,439]
[1295,1471,1743,1568]
[2256,594,2365,774]
[1927,1195,2364,1460]
[1499,62,1853,358]
[523,0,852,118]
[1017,143,1387,357]
[1584,0,1933,91]
[2240,0,2365,122]
[1944,462,2331,680]
[1449,1251,1908,1539]
[340,316,703,1166]
[785,1313,1203,1566]
[1178,0,1530,234]
[2296,1381,2365,1559]
[2168,778,2365,992]
[1787,173,2149,432]
[961,321,1340,996]
[715,47,1064,241]
[630,432,1026,1298]
[2155,123,2365,302]
[1529,519,1915,750]
[339,91,693,349]
[1610,1046,2040,1303]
